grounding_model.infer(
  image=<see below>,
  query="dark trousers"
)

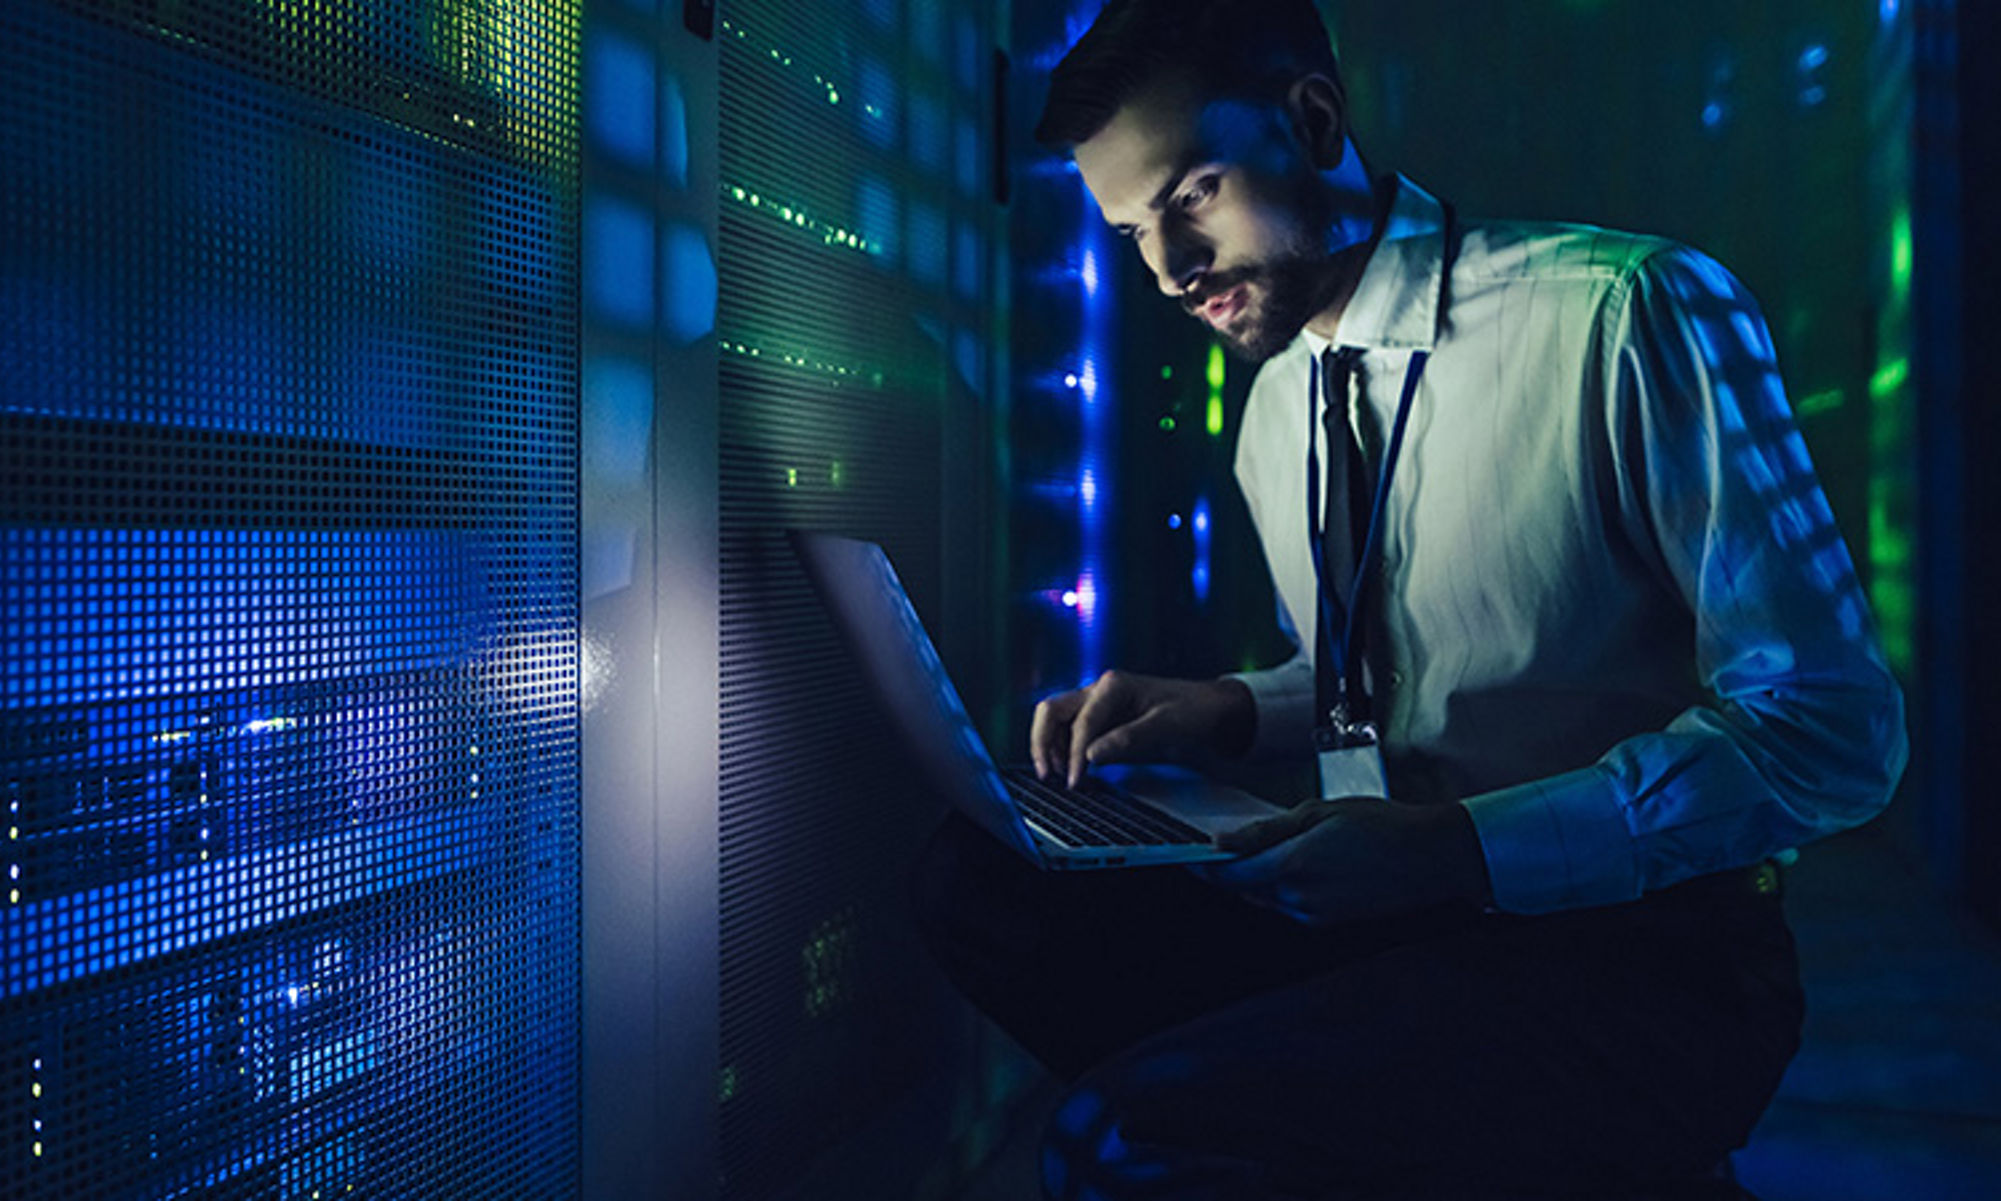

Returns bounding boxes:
[911,814,1804,1201]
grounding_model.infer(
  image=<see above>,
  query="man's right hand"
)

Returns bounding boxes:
[1030,671,1256,787]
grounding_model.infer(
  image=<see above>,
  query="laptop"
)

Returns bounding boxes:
[791,531,1286,870]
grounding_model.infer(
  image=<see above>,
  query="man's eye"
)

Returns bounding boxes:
[1177,176,1219,210]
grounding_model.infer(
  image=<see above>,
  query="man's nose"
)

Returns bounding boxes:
[1152,227,1212,298]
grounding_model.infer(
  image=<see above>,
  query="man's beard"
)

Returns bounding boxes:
[1183,253,1340,364]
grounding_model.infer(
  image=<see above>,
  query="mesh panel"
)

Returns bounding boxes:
[2,1,580,1197]
[715,1,999,1196]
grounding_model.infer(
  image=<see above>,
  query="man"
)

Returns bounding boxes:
[912,1,1908,1197]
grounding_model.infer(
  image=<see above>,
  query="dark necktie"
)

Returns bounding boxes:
[1320,346,1373,605]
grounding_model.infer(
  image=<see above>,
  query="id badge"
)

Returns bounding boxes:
[1316,724,1389,800]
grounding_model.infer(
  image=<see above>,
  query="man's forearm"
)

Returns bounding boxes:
[1211,676,1257,759]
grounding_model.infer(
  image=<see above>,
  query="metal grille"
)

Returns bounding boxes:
[715,0,1001,1195]
[2,1,580,1197]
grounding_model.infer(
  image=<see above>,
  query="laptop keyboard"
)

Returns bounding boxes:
[1000,767,1210,848]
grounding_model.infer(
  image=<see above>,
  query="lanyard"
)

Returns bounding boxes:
[1303,203,1457,742]
[1306,347,1429,736]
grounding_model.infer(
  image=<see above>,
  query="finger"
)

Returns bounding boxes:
[1080,706,1170,772]
[1066,677,1129,787]
[1213,802,1334,855]
[1189,843,1287,890]
[1191,853,1319,927]
[1030,691,1082,780]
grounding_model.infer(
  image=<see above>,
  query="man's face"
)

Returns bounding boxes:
[1073,78,1335,362]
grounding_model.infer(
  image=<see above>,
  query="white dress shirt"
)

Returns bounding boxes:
[1228,177,1909,914]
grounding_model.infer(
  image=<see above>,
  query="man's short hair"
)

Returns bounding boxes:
[1034,0,1341,150]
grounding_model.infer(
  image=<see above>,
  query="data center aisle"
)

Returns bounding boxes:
[1736,824,2001,1201]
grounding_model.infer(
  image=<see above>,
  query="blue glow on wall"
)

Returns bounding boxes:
[587,31,655,166]
[855,174,901,264]
[661,223,718,343]
[586,195,656,326]
[661,73,691,189]
[858,57,897,150]
[584,358,655,488]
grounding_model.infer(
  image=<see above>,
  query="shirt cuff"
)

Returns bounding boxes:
[1461,766,1641,914]
[1223,660,1315,760]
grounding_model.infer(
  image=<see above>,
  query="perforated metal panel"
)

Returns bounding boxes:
[715,1,1003,1196]
[2,1,580,1197]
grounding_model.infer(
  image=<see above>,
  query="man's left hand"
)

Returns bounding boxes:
[1194,799,1492,926]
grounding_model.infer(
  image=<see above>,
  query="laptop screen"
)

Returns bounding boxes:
[789,531,1042,862]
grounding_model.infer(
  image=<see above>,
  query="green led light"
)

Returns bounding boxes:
[719,339,886,389]
[722,17,846,108]
[1868,483,1916,673]
[1795,387,1845,418]
[1160,365,1174,381]
[829,461,844,486]
[786,467,798,487]
[1159,416,1176,432]
[720,181,876,255]
[718,1065,739,1103]
[1870,357,1909,402]
[1206,343,1227,437]
[802,910,859,1018]
[1890,206,1914,301]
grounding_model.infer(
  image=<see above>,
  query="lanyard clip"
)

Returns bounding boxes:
[1315,687,1379,751]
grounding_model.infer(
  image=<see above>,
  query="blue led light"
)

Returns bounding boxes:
[1168,514,1183,530]
[1702,103,1727,130]
[1881,0,1899,25]
[1191,497,1213,604]
[1798,44,1829,72]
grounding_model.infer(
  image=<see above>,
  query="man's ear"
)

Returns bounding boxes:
[1285,74,1348,170]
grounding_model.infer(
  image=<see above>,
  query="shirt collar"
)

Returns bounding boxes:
[1300,175,1449,358]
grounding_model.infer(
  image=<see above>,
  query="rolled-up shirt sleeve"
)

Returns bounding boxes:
[1462,247,1909,914]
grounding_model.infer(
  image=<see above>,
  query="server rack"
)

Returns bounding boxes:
[2,1,581,1196]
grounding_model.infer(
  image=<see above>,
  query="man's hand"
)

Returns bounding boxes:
[1030,671,1255,787]
[1195,799,1491,925]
